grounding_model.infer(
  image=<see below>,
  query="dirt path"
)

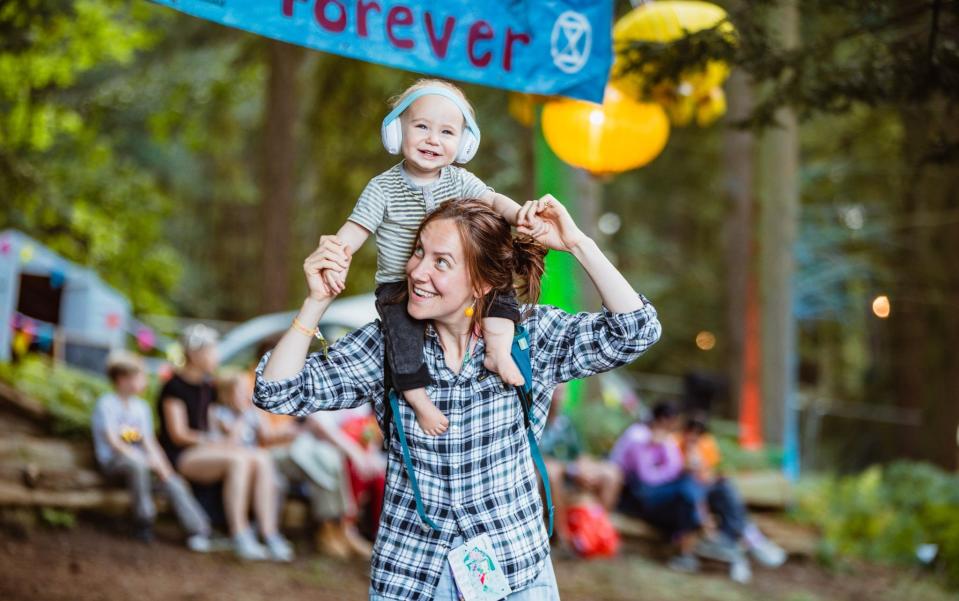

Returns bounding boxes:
[0,517,950,601]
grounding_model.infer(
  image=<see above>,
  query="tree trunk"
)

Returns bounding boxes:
[758,0,800,451]
[892,97,959,469]
[259,40,304,313]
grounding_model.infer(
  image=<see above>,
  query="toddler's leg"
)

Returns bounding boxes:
[375,283,447,436]
[482,316,525,386]
[404,387,448,436]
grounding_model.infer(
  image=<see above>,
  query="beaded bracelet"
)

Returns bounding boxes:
[291,317,329,358]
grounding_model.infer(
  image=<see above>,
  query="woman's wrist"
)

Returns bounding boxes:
[299,296,329,328]
[568,235,596,258]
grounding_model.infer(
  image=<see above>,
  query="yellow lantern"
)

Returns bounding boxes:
[542,85,670,175]
[612,1,734,126]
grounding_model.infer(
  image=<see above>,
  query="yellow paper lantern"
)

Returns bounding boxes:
[612,1,734,126]
[542,85,670,175]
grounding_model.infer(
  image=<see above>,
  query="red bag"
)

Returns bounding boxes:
[567,501,620,558]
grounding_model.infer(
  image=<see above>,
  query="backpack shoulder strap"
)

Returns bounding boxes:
[376,319,393,452]
[511,326,555,538]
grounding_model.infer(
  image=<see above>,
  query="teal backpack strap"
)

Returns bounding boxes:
[512,326,555,538]
[388,389,440,531]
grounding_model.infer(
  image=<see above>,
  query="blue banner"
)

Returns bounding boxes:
[150,0,612,102]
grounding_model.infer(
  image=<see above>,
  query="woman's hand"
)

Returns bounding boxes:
[516,194,587,252]
[304,236,352,301]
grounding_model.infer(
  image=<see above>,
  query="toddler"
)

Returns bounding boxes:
[321,79,546,435]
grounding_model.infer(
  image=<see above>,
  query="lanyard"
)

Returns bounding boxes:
[460,331,475,371]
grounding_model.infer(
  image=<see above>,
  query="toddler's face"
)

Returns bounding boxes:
[400,95,465,175]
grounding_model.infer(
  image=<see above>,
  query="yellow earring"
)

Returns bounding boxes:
[464,302,476,318]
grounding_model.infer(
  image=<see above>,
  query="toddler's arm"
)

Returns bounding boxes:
[477,190,523,225]
[479,190,550,238]
[334,220,371,253]
[321,221,369,293]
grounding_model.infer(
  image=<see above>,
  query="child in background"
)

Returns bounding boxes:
[91,350,212,550]
[210,371,265,447]
[679,413,787,571]
[211,370,295,562]
[318,78,548,436]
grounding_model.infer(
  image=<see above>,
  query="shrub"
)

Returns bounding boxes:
[796,461,959,587]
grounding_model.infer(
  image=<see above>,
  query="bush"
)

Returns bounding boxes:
[0,354,160,437]
[796,461,959,587]
[0,355,111,436]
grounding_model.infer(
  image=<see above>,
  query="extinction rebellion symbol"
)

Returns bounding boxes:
[550,10,591,74]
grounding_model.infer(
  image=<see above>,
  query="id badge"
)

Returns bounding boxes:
[447,533,513,601]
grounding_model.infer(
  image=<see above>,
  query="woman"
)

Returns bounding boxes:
[255,197,661,600]
[158,325,292,561]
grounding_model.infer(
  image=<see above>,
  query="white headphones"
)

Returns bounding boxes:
[381,86,481,164]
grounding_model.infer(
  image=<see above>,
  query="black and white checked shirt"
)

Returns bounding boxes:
[254,300,661,600]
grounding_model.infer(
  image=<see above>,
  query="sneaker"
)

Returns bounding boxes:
[729,557,753,583]
[133,522,155,545]
[233,529,269,561]
[264,533,295,562]
[695,534,743,564]
[667,553,701,573]
[750,539,787,568]
[133,526,156,545]
[187,534,212,553]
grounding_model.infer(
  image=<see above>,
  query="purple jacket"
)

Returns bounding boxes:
[610,423,684,486]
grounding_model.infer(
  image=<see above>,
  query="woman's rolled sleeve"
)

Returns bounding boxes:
[531,296,662,387]
[253,321,384,417]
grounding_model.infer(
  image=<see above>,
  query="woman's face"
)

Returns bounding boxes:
[405,219,477,325]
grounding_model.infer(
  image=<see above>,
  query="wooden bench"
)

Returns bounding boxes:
[0,382,131,512]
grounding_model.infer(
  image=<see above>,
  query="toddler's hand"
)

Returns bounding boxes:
[322,267,347,295]
[304,235,352,301]
[516,194,586,252]
[523,212,549,239]
[516,197,553,238]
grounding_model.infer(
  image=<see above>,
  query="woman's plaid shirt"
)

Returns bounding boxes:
[254,300,661,601]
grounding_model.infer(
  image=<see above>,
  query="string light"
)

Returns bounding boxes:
[872,295,891,319]
[695,330,716,351]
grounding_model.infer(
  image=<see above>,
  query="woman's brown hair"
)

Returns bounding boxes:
[411,200,547,326]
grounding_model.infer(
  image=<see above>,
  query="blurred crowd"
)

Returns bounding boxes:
[90,325,785,581]
[91,324,384,562]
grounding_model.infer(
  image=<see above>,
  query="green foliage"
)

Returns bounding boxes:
[796,462,959,587]
[570,399,634,456]
[0,0,154,152]
[712,420,783,472]
[0,354,109,436]
[0,0,182,315]
[616,1,959,127]
[0,354,163,436]
[39,507,76,529]
[604,124,727,374]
